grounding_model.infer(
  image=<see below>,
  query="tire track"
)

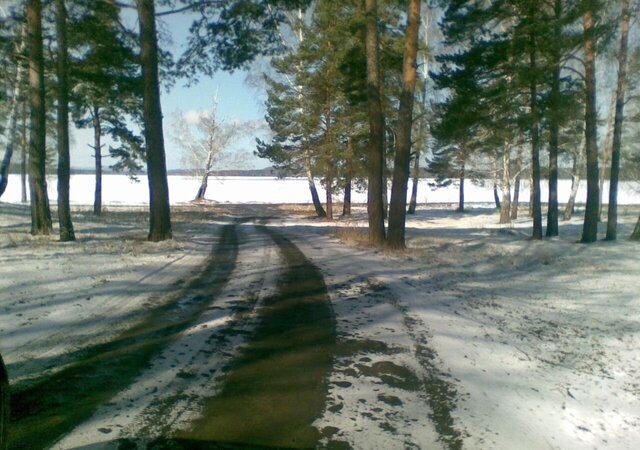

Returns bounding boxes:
[53,225,283,447]
[9,225,239,450]
[168,225,337,449]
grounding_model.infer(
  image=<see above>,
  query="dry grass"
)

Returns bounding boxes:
[332,225,370,247]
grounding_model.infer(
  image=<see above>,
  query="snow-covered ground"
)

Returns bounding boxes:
[2,173,640,205]
[1,178,639,449]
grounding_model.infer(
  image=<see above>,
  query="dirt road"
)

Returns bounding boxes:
[10,222,336,449]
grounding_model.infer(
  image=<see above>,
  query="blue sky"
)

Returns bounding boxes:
[71,9,270,171]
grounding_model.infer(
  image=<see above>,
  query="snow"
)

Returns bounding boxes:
[1,177,639,449]
[2,173,639,205]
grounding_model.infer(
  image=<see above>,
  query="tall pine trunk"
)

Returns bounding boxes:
[55,0,75,242]
[563,140,585,221]
[0,27,26,198]
[457,156,465,212]
[529,7,542,240]
[342,137,353,217]
[605,0,630,241]
[365,0,386,246]
[21,102,27,203]
[631,216,640,240]
[342,176,352,217]
[599,88,617,219]
[387,0,421,249]
[325,173,334,220]
[546,0,562,237]
[511,140,524,220]
[407,152,420,214]
[27,0,52,235]
[0,353,8,450]
[137,0,172,241]
[92,107,102,215]
[499,147,511,224]
[581,8,600,243]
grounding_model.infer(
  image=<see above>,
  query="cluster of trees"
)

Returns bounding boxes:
[256,0,428,248]
[1,0,639,246]
[0,0,315,242]
[256,0,640,245]
[431,0,640,243]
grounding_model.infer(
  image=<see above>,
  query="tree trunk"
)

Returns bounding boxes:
[499,148,511,223]
[630,215,640,240]
[137,0,172,241]
[529,9,542,240]
[511,140,524,221]
[27,0,52,236]
[581,8,600,243]
[407,150,420,214]
[55,0,75,242]
[457,159,465,213]
[387,0,421,249]
[605,0,630,241]
[195,173,209,200]
[364,0,386,246]
[546,0,562,237]
[195,149,215,200]
[303,151,326,217]
[563,141,585,221]
[493,182,501,210]
[0,354,8,450]
[325,172,334,221]
[599,87,617,219]
[342,175,352,217]
[92,107,102,215]
[0,27,26,198]
[21,103,27,203]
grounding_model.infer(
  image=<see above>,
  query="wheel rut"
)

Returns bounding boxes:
[8,225,239,450]
[167,225,337,449]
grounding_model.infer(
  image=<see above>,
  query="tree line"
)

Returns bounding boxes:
[257,0,640,246]
[1,0,639,247]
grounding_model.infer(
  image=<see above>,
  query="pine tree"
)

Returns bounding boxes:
[137,0,172,242]
[54,0,75,242]
[27,0,52,235]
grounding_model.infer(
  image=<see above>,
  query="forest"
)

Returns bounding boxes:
[1,0,640,449]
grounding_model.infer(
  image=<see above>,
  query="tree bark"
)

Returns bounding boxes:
[605,0,630,241]
[55,0,75,242]
[92,107,102,215]
[21,104,27,203]
[27,0,52,235]
[364,0,386,246]
[195,150,215,200]
[0,353,8,450]
[546,0,562,237]
[137,0,172,241]
[630,215,640,240]
[342,176,352,217]
[581,8,600,243]
[599,87,617,219]
[0,27,26,198]
[342,137,353,217]
[511,140,524,220]
[407,150,420,214]
[325,171,334,221]
[387,0,421,249]
[563,140,585,221]
[529,7,542,240]
[499,147,511,223]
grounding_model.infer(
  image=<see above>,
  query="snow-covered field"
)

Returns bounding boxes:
[2,173,640,205]
[1,177,639,449]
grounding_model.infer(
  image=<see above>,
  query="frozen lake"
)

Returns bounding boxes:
[2,174,639,205]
